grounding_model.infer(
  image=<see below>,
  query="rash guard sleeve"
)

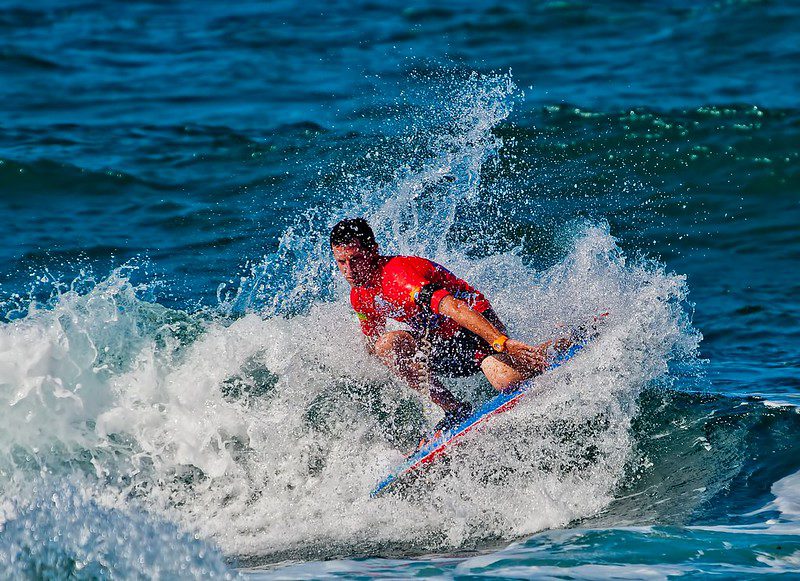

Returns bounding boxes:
[384,256,490,316]
[350,287,385,338]
[424,261,489,314]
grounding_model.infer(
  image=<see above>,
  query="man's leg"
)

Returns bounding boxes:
[372,330,464,412]
[480,340,555,392]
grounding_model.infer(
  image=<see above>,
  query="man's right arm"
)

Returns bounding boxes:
[437,294,549,373]
[351,289,385,354]
[356,311,385,354]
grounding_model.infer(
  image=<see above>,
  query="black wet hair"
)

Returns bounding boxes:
[330,218,377,249]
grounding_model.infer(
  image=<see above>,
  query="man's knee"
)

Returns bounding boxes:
[373,331,416,359]
[481,354,528,392]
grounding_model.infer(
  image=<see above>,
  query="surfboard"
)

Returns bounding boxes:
[370,327,600,498]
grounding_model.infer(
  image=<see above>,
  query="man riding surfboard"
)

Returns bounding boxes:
[331,218,569,432]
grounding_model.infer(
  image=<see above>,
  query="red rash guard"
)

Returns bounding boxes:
[350,256,491,340]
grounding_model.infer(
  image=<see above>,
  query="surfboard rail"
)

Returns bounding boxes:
[370,338,593,497]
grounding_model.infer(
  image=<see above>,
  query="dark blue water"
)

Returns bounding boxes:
[1,0,799,577]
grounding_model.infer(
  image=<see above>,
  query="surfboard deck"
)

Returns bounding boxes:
[370,323,602,498]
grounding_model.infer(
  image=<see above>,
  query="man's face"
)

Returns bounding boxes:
[332,242,378,286]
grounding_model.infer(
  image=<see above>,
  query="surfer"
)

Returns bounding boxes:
[331,217,573,432]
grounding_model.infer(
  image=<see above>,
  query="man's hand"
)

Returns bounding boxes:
[503,339,549,373]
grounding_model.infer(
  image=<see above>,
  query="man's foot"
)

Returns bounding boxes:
[548,312,609,362]
[560,311,609,346]
[410,402,473,454]
[573,311,609,343]
[433,401,473,433]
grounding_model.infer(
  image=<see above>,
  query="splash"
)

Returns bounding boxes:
[222,72,517,316]
[0,234,698,561]
[0,72,702,563]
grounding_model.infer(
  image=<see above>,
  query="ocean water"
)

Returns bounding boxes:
[1,0,799,578]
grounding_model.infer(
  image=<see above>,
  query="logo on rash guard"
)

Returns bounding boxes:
[373,295,406,318]
[409,312,442,331]
[434,264,455,277]
[452,289,478,303]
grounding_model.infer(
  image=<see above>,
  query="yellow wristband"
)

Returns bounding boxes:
[491,335,509,353]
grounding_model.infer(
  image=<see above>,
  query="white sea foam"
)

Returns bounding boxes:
[773,469,800,519]
[0,223,696,559]
[690,468,800,538]
[0,72,699,561]
[0,481,235,578]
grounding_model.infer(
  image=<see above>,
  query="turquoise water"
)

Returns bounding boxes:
[1,1,799,578]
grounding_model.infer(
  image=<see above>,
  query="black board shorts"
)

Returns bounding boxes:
[412,328,494,378]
